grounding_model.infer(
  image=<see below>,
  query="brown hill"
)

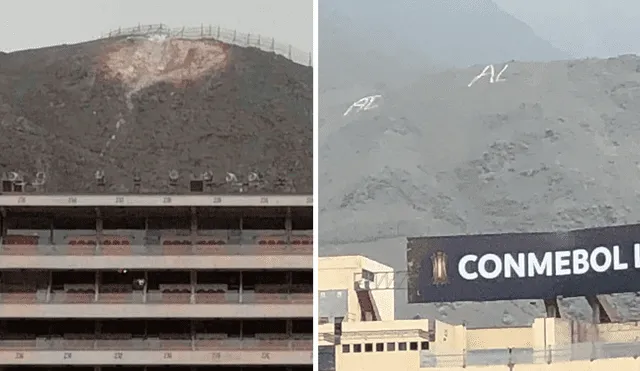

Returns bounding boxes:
[0,34,312,194]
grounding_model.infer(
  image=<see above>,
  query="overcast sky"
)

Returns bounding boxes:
[0,0,312,53]
[494,0,640,57]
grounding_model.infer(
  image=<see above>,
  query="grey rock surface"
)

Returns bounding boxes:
[319,55,640,327]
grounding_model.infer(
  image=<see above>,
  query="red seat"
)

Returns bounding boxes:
[65,236,96,255]
[2,235,39,255]
[256,236,287,254]
[101,236,132,255]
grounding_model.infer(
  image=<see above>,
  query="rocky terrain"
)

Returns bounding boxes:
[0,35,312,193]
[319,55,640,327]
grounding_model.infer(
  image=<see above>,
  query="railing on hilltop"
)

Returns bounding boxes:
[100,24,312,67]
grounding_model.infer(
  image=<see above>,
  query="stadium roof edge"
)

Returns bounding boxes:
[0,194,312,207]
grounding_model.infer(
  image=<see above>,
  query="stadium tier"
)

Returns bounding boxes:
[0,193,313,370]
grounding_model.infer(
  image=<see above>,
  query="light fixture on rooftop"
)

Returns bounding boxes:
[248,172,259,182]
[203,171,214,189]
[1,172,19,193]
[95,170,105,187]
[190,173,204,193]
[168,170,179,187]
[33,172,46,186]
[133,171,141,193]
[33,172,46,193]
[225,172,238,184]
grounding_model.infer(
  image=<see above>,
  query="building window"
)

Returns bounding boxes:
[354,344,362,353]
[387,342,396,351]
[342,344,350,353]
[410,342,418,350]
[364,343,373,352]
[398,342,407,351]
[376,343,384,352]
[362,269,375,281]
[421,342,430,350]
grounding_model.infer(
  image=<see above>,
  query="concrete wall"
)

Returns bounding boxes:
[419,358,640,370]
[467,327,533,349]
[319,255,395,321]
[597,322,640,343]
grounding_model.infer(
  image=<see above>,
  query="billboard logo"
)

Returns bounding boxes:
[431,251,449,285]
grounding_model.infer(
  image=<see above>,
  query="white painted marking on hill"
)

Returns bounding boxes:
[343,95,383,116]
[468,64,509,87]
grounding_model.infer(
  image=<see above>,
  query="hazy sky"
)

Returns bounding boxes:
[0,0,312,53]
[494,0,640,56]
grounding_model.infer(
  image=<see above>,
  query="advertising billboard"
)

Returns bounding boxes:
[406,224,640,303]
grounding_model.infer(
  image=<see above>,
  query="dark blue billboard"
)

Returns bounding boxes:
[406,224,640,303]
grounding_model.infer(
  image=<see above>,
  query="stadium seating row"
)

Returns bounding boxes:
[0,234,313,255]
[0,292,313,304]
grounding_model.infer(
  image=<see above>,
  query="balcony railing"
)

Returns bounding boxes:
[0,292,313,304]
[0,235,313,256]
[0,338,313,351]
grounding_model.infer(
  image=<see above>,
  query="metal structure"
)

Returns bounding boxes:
[101,23,313,67]
[352,269,622,324]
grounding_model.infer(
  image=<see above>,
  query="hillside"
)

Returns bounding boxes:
[319,0,567,92]
[319,55,640,326]
[0,34,312,193]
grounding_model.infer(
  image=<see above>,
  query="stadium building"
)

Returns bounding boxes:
[0,185,313,371]
[318,255,640,371]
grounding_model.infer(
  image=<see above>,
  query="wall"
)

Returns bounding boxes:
[319,256,395,322]
[362,258,395,321]
[467,327,533,349]
[319,345,336,371]
[338,346,421,371]
[417,358,640,370]
[597,322,640,343]
[319,256,363,322]
[318,323,335,347]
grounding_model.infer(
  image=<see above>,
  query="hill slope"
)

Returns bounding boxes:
[319,55,640,326]
[319,0,567,92]
[0,35,312,193]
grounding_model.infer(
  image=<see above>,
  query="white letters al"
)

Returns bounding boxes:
[343,95,382,116]
[467,64,508,87]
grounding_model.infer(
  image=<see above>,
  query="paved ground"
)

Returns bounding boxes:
[319,55,640,327]
[0,36,312,194]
